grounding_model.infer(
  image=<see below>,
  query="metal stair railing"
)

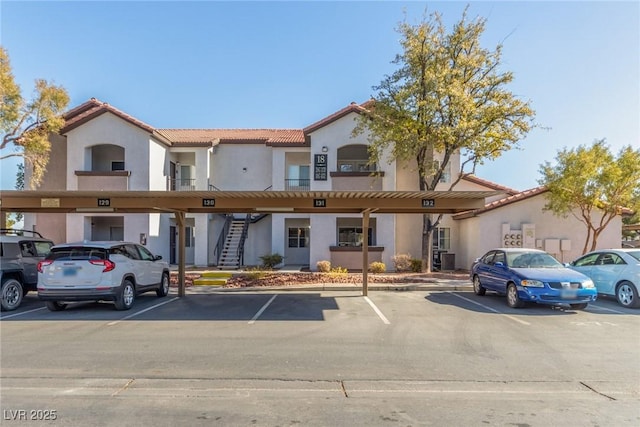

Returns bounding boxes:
[213,214,233,266]
[237,214,251,266]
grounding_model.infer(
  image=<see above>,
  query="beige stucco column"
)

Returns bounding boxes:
[175,211,186,297]
[362,210,370,296]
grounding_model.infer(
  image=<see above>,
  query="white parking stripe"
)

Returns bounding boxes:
[0,306,47,319]
[588,304,626,314]
[449,292,531,326]
[107,297,179,326]
[364,296,390,324]
[248,294,278,324]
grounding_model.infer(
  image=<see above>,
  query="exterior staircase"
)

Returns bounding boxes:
[217,219,245,269]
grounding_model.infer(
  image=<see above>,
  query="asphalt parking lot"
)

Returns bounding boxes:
[1,287,639,426]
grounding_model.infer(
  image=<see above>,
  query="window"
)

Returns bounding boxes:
[338,227,373,247]
[185,227,193,247]
[288,228,308,248]
[336,145,376,172]
[286,165,310,190]
[111,161,125,171]
[432,160,451,183]
[138,245,155,261]
[432,227,451,251]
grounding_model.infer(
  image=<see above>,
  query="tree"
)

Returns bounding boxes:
[539,140,640,254]
[0,46,69,189]
[354,8,536,272]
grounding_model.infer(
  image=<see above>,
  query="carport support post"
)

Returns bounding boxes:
[175,212,186,297]
[362,210,369,296]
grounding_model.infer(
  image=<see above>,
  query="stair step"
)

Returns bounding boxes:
[193,278,228,286]
[200,271,233,279]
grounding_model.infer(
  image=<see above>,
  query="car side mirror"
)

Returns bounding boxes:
[494,261,506,268]
[155,255,163,261]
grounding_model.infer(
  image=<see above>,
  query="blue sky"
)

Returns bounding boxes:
[1,1,638,192]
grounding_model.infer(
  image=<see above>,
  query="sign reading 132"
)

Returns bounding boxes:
[422,199,435,208]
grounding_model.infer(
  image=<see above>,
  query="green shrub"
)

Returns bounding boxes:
[316,260,331,273]
[259,253,283,269]
[411,258,423,273]
[369,261,386,273]
[392,254,412,272]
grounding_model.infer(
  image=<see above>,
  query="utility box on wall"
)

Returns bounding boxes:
[544,239,560,255]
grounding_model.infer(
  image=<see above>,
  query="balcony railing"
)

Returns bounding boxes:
[167,178,196,191]
[285,179,310,191]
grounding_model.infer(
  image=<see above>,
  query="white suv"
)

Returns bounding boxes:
[37,241,170,311]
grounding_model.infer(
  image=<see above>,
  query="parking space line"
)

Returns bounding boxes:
[364,296,390,324]
[588,305,626,314]
[448,292,531,326]
[107,297,179,326]
[0,306,47,319]
[248,294,278,324]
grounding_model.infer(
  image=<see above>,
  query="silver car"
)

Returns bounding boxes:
[568,249,640,308]
[38,241,170,311]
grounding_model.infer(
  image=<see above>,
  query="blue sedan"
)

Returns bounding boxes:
[470,248,597,309]
[567,249,640,308]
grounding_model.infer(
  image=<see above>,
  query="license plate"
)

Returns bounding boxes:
[561,290,577,299]
[63,267,77,276]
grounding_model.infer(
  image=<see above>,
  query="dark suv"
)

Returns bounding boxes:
[0,229,54,311]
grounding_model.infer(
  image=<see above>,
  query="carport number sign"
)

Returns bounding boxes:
[314,198,326,208]
[202,199,216,207]
[422,199,435,208]
[97,198,110,207]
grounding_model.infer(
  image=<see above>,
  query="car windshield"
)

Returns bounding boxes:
[508,251,563,268]
[627,250,640,262]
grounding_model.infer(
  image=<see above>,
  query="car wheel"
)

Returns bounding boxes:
[506,283,524,308]
[472,275,486,296]
[45,301,67,311]
[115,279,135,310]
[569,303,588,310]
[156,272,170,297]
[1,278,24,311]
[616,281,639,308]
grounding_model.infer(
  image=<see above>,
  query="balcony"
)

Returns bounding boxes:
[285,179,310,191]
[75,171,130,191]
[167,178,196,191]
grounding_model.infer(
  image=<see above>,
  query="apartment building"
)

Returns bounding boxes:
[25,98,623,270]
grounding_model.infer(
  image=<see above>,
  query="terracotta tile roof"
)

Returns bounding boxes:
[453,186,548,220]
[61,98,157,135]
[155,129,306,146]
[303,101,371,134]
[461,175,519,195]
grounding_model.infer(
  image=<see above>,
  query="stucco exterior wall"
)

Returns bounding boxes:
[210,143,272,191]
[64,113,152,191]
[455,192,623,269]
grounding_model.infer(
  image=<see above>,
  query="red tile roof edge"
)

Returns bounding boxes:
[461,175,519,195]
[452,186,548,220]
[303,101,370,134]
[61,98,161,143]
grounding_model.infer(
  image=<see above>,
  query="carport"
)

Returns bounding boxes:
[0,189,497,296]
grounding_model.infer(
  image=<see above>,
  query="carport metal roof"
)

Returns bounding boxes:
[0,189,499,296]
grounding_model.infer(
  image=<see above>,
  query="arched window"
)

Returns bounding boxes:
[336,144,376,172]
